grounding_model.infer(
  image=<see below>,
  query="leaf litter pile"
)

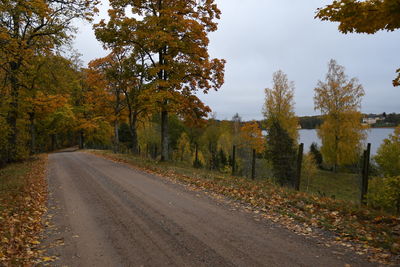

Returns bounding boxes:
[0,155,48,266]
[91,150,400,265]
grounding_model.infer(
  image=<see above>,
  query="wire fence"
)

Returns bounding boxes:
[87,141,372,205]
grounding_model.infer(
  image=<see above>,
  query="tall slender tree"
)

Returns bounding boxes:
[263,70,298,142]
[263,70,298,185]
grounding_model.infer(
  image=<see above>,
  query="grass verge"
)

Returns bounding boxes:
[301,169,361,203]
[89,149,399,265]
[0,155,48,266]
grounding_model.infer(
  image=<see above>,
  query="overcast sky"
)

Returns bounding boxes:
[73,0,400,121]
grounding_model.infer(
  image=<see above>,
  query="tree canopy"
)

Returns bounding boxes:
[314,59,366,169]
[94,0,226,161]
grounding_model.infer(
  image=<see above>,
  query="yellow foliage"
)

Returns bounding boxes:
[314,60,366,167]
[239,121,265,153]
[302,153,318,192]
[263,70,298,142]
[318,112,366,166]
[176,132,192,163]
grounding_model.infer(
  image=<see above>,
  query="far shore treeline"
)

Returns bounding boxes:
[209,112,400,131]
[299,113,400,129]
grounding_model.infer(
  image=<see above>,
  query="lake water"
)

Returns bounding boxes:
[299,128,395,155]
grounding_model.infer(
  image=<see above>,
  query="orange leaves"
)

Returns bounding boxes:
[0,155,48,265]
[239,121,265,153]
[30,92,69,117]
[393,69,400,87]
[93,0,225,119]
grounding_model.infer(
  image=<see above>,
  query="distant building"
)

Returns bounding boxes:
[362,114,385,125]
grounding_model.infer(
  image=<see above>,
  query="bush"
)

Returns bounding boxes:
[374,126,400,177]
[367,176,400,214]
[309,142,323,167]
[302,153,318,191]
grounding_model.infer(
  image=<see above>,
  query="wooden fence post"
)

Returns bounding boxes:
[361,143,371,204]
[295,143,304,191]
[232,145,236,176]
[251,149,256,180]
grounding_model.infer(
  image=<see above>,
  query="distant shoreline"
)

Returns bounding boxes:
[299,126,397,130]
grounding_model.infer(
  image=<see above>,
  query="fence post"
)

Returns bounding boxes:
[251,149,256,180]
[295,143,304,191]
[361,143,371,204]
[232,145,236,176]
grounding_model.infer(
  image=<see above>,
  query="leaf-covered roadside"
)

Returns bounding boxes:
[90,150,400,265]
[0,155,48,266]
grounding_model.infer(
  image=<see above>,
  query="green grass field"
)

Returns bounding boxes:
[301,170,361,203]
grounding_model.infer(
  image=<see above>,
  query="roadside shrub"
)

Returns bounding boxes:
[374,126,400,177]
[309,142,323,167]
[367,176,400,214]
[302,153,318,191]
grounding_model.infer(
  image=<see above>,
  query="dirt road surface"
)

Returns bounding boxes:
[43,151,375,266]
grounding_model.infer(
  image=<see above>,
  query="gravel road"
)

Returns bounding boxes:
[44,151,375,266]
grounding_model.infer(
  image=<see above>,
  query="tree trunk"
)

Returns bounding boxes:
[79,130,84,149]
[51,134,56,151]
[160,108,169,161]
[113,119,119,153]
[29,112,35,155]
[7,62,20,161]
[129,118,139,155]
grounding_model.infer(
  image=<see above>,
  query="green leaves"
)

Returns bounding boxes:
[374,126,400,177]
[368,176,400,214]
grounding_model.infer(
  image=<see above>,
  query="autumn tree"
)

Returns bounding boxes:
[27,54,83,153]
[263,70,298,185]
[176,132,192,163]
[263,70,298,141]
[239,121,265,154]
[0,0,98,161]
[314,59,366,171]
[316,0,400,86]
[94,0,226,161]
[87,54,126,153]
